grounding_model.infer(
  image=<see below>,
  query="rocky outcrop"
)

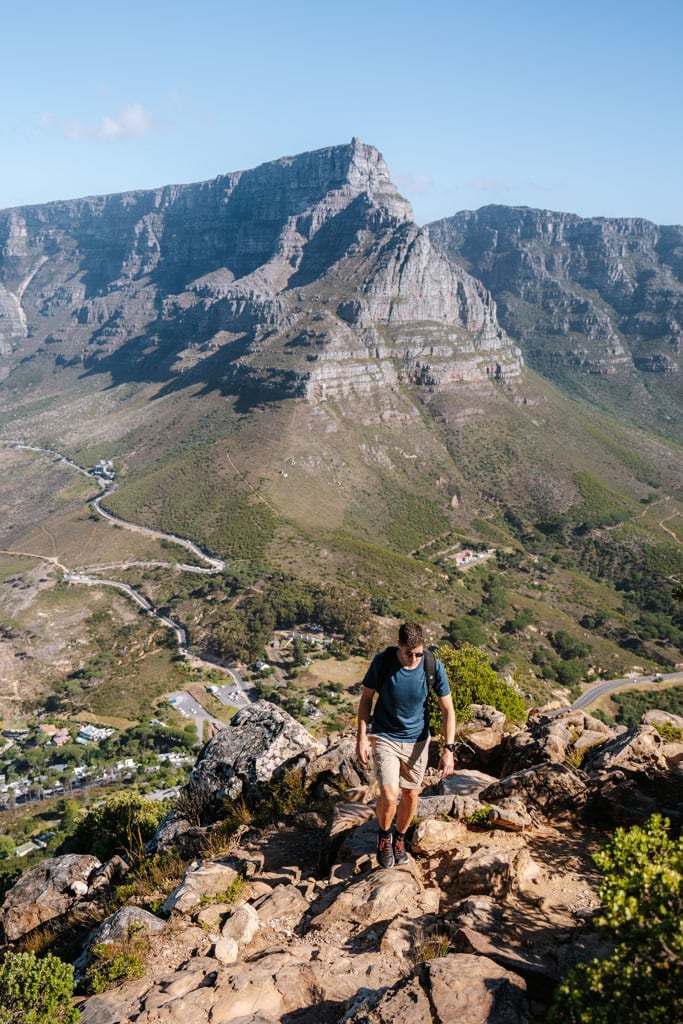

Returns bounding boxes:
[0,853,101,941]
[0,141,522,399]
[500,709,614,776]
[186,699,324,807]
[429,206,683,438]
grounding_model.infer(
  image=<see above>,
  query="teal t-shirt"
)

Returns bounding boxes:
[363,650,450,742]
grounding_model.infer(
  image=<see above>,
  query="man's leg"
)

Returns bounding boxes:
[372,738,401,867]
[395,787,420,833]
[393,738,429,863]
[376,783,400,831]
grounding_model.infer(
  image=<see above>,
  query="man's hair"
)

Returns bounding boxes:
[398,622,425,648]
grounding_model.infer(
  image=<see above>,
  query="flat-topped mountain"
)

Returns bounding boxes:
[429,206,683,439]
[0,141,521,400]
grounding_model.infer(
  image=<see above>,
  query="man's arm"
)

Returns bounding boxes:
[356,686,375,766]
[437,692,456,779]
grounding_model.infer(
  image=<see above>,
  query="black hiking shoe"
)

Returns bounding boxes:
[393,833,409,865]
[377,832,395,868]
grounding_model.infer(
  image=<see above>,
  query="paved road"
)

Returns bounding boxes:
[2,441,251,704]
[570,671,683,710]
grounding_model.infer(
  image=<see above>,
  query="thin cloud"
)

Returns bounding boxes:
[395,172,434,195]
[465,176,562,194]
[39,103,154,142]
[465,177,513,193]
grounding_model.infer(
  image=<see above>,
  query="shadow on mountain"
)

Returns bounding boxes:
[287,195,372,289]
[79,330,294,414]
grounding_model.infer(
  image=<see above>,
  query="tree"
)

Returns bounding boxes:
[291,637,306,666]
[550,815,682,1024]
[435,642,527,725]
[556,659,584,687]
[448,614,487,646]
[0,951,79,1024]
[0,835,14,860]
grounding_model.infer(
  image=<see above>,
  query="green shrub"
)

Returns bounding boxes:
[466,806,493,828]
[83,932,148,994]
[549,814,682,1024]
[434,642,527,727]
[0,951,79,1024]
[653,721,683,743]
[68,791,166,861]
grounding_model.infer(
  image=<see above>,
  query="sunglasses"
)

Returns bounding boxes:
[402,648,424,660]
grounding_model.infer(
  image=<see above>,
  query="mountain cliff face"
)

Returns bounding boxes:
[0,142,521,399]
[429,206,683,437]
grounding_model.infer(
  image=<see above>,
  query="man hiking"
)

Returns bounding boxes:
[356,622,456,868]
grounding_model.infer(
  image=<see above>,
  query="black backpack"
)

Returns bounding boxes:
[375,646,437,692]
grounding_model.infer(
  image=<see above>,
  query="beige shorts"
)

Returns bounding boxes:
[371,735,430,790]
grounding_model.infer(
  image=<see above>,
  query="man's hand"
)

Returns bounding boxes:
[437,748,454,780]
[356,736,371,767]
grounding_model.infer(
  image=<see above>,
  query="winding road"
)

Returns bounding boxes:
[570,671,683,710]
[0,440,251,711]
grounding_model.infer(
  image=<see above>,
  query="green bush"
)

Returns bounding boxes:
[83,933,148,994]
[653,721,683,743]
[434,642,527,727]
[68,791,166,861]
[0,951,79,1024]
[549,815,682,1024]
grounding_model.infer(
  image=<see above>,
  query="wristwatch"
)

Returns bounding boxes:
[444,743,457,753]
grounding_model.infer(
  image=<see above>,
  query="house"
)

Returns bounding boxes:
[77,725,114,743]
[15,841,39,857]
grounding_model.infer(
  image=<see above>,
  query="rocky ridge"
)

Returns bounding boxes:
[1,701,681,1024]
[0,141,521,399]
[429,206,683,436]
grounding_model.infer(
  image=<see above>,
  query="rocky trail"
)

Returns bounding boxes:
[1,701,681,1023]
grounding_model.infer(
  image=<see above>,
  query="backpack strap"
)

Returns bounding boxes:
[423,649,437,692]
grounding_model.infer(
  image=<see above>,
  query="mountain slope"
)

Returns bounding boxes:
[0,141,520,404]
[428,206,683,441]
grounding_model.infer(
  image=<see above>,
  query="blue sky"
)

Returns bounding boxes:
[3,0,682,225]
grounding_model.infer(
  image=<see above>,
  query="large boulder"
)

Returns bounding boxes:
[641,711,683,767]
[586,764,683,824]
[583,724,668,773]
[146,813,212,858]
[454,845,543,899]
[422,954,529,1024]
[187,700,325,808]
[642,709,683,732]
[303,735,374,796]
[480,762,589,819]
[458,704,508,770]
[75,906,166,971]
[0,853,101,941]
[309,864,438,937]
[319,801,376,874]
[500,710,614,776]
[162,859,244,915]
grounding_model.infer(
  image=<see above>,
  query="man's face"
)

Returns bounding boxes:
[397,643,424,668]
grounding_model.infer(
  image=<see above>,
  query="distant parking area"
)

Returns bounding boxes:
[168,690,224,735]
